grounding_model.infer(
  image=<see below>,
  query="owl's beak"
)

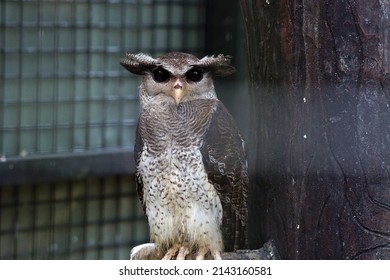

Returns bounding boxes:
[171,79,185,104]
[171,89,183,104]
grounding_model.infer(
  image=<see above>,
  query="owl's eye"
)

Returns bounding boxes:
[152,68,171,83]
[186,68,203,82]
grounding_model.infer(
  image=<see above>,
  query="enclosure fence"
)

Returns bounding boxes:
[0,0,206,259]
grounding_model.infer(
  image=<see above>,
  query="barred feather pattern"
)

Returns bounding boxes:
[135,96,248,254]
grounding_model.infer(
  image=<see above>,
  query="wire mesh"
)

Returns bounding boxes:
[0,175,148,259]
[0,0,207,259]
[0,0,206,159]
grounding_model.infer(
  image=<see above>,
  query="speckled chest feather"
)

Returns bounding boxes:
[137,98,224,251]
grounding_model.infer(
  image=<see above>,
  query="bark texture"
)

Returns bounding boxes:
[240,0,390,259]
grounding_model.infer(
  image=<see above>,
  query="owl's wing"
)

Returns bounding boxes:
[200,101,249,251]
[134,121,146,212]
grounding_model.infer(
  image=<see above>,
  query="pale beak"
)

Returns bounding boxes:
[171,79,184,104]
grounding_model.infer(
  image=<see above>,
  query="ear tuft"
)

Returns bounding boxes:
[120,53,158,75]
[197,54,236,77]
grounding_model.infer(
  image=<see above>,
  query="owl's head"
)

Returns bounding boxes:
[120,52,235,106]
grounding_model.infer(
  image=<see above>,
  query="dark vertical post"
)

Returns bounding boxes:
[240,0,390,259]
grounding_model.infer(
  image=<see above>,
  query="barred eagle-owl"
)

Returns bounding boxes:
[120,52,248,260]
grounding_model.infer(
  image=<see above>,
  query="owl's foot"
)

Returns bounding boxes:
[213,250,223,260]
[195,248,222,260]
[176,246,190,260]
[130,243,222,260]
[162,244,180,260]
[162,244,222,260]
[162,244,190,260]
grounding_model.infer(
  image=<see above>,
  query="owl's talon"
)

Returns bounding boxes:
[176,246,190,260]
[212,250,222,260]
[195,248,222,260]
[162,245,180,260]
[195,247,208,260]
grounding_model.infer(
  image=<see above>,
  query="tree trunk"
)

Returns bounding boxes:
[240,0,390,259]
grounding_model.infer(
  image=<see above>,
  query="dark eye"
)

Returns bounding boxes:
[186,68,203,82]
[152,68,171,83]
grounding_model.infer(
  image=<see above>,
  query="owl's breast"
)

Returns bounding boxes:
[139,144,222,224]
[139,99,217,152]
[137,99,220,208]
[137,98,224,246]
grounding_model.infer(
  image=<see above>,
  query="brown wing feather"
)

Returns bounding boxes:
[200,101,249,251]
[134,121,145,212]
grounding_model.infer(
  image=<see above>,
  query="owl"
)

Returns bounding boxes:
[120,52,248,260]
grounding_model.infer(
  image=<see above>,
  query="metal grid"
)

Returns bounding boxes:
[0,175,148,259]
[0,0,207,259]
[0,0,206,159]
